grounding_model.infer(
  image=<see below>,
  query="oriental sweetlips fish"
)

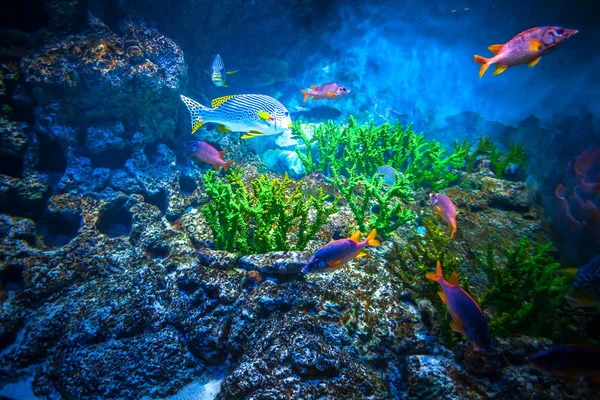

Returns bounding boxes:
[474,26,578,78]
[301,82,350,102]
[426,261,492,350]
[186,141,233,172]
[430,193,458,238]
[180,94,293,139]
[302,229,380,274]
[561,254,600,308]
[205,54,238,87]
[526,345,600,381]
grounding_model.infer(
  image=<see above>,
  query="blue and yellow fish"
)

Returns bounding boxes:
[562,254,600,308]
[426,261,492,349]
[205,54,238,87]
[302,229,380,274]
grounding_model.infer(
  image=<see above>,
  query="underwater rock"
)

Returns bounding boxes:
[478,177,531,211]
[0,117,28,158]
[238,251,311,275]
[405,354,469,399]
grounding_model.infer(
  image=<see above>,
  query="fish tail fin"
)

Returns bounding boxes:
[180,95,210,134]
[223,160,234,172]
[473,55,491,78]
[366,229,380,247]
[301,89,311,102]
[426,260,444,283]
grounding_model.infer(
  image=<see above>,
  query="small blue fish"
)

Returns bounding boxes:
[374,165,400,186]
[302,229,380,274]
[205,54,238,87]
[426,261,492,349]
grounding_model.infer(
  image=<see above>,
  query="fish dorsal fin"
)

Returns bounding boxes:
[528,56,541,68]
[438,291,447,304]
[310,85,318,89]
[493,65,508,76]
[488,44,503,55]
[226,70,239,75]
[449,272,459,286]
[349,231,361,242]
[211,95,241,109]
[217,124,232,133]
[529,39,543,52]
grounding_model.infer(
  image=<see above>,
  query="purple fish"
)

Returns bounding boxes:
[430,193,457,238]
[426,261,492,350]
[301,82,350,102]
[302,229,380,274]
[186,141,233,171]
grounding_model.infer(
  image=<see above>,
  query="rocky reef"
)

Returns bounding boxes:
[1,1,600,400]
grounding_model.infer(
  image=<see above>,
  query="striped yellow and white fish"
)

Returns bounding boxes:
[205,54,238,87]
[180,94,293,139]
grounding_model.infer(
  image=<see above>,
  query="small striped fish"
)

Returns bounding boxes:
[565,254,600,308]
[205,54,238,87]
[180,94,293,139]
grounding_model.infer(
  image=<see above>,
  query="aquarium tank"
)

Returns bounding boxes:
[1,0,600,399]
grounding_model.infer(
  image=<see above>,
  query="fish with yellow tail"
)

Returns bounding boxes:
[474,26,578,78]
[430,193,458,238]
[302,229,380,274]
[205,54,238,87]
[180,94,293,139]
[426,261,492,350]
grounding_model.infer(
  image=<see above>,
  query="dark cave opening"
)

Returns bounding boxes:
[89,149,131,170]
[179,174,198,196]
[0,154,24,178]
[97,201,133,238]
[37,212,82,248]
[0,264,24,292]
[0,0,49,33]
[146,190,167,214]
[37,137,67,173]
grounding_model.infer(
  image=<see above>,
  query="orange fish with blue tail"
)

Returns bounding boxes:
[474,26,578,78]
[302,229,380,274]
[426,261,492,350]
[526,345,600,381]
[430,193,457,238]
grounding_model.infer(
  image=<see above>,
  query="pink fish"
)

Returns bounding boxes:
[301,82,350,102]
[186,141,233,172]
[426,261,492,350]
[302,229,380,274]
[474,26,578,78]
[430,193,458,238]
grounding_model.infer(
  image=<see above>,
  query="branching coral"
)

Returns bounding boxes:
[455,136,528,178]
[293,116,467,191]
[476,237,570,338]
[201,169,338,254]
[331,167,415,236]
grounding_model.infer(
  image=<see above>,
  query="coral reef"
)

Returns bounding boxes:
[201,169,338,254]
[553,148,600,266]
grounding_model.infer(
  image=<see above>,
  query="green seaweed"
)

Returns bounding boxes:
[454,136,494,173]
[330,166,415,236]
[455,136,528,178]
[476,236,570,338]
[201,169,338,254]
[293,116,467,191]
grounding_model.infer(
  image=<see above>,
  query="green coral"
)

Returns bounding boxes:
[201,168,338,254]
[455,136,528,179]
[293,116,467,191]
[331,167,415,236]
[476,236,570,338]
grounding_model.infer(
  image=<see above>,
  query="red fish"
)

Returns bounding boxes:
[301,82,350,102]
[430,193,457,238]
[302,229,380,273]
[186,141,233,171]
[526,345,600,381]
[474,26,578,78]
[426,261,492,350]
